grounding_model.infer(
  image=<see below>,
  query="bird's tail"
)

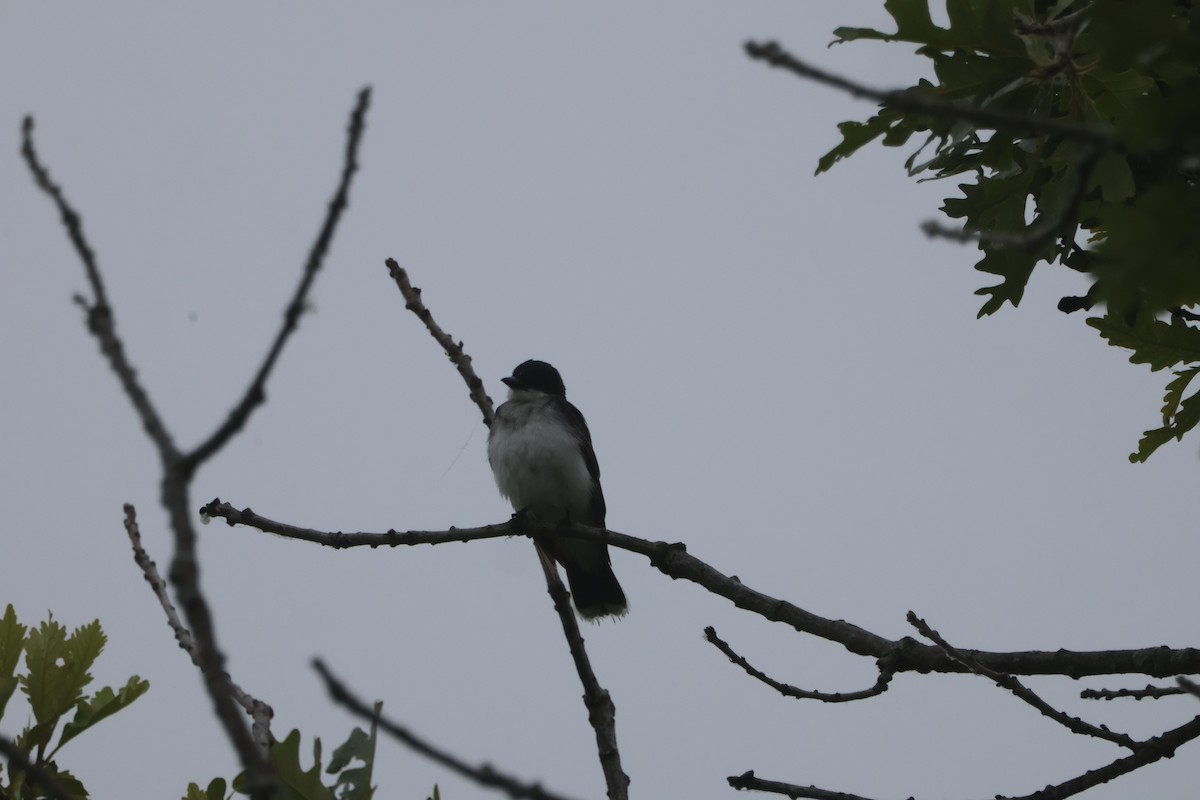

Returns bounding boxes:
[564,560,628,621]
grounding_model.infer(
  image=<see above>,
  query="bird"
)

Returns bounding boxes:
[487,359,627,620]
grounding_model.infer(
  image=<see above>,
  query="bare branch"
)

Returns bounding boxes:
[732,710,1200,800]
[21,116,179,462]
[184,86,372,471]
[162,479,272,793]
[124,503,274,750]
[1179,676,1200,700]
[728,770,873,800]
[532,547,629,799]
[0,732,77,800]
[385,258,495,426]
[199,498,512,547]
[999,713,1200,800]
[312,659,587,800]
[199,500,1200,679]
[705,626,893,703]
[742,40,1113,147]
[909,612,1138,749]
[1082,684,1188,701]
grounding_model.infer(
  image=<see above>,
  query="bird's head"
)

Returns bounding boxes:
[502,359,566,399]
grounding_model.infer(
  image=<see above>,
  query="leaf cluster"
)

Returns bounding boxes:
[0,604,149,799]
[186,706,381,800]
[824,0,1200,458]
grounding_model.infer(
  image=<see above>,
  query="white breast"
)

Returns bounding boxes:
[488,401,593,523]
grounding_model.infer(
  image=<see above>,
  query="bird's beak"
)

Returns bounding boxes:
[502,376,523,390]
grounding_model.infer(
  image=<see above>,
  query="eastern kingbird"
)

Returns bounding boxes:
[488,359,627,620]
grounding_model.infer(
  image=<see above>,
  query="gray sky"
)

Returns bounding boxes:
[3,3,1197,799]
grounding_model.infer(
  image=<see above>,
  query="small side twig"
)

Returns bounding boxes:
[728,770,874,800]
[312,659,585,800]
[705,626,893,703]
[1082,684,1187,701]
[908,611,1139,750]
[124,503,274,750]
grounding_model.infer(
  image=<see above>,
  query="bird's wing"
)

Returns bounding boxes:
[558,398,607,527]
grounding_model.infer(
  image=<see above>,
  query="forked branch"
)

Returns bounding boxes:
[22,87,373,797]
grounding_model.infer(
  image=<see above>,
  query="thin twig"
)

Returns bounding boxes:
[199,498,512,547]
[199,499,1200,679]
[20,116,180,463]
[312,660,586,800]
[1179,676,1200,700]
[0,732,77,800]
[743,40,1113,147]
[704,626,893,703]
[184,86,372,471]
[908,612,1138,749]
[124,503,275,750]
[385,258,495,426]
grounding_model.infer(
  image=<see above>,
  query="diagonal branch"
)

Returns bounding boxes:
[313,659,586,800]
[197,499,1200,680]
[21,116,180,463]
[385,258,495,426]
[184,86,372,471]
[908,612,1138,749]
[124,503,274,749]
[533,546,629,799]
[731,711,1200,799]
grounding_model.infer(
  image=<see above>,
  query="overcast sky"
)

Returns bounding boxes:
[3,3,1197,799]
